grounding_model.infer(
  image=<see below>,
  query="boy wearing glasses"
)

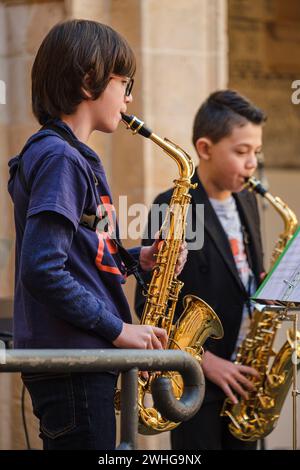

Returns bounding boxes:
[8,20,188,450]
[135,90,266,449]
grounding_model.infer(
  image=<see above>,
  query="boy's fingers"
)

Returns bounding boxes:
[236,373,256,391]
[152,326,168,348]
[222,383,238,405]
[151,333,163,350]
[141,371,149,380]
[238,365,260,377]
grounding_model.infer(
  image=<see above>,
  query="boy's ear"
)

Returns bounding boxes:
[81,73,93,99]
[195,137,212,161]
[81,87,93,99]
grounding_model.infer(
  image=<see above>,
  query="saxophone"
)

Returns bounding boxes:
[221,176,300,441]
[121,113,224,435]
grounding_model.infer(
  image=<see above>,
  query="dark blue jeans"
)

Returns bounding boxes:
[22,372,118,450]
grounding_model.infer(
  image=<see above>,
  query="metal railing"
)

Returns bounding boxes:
[0,349,204,450]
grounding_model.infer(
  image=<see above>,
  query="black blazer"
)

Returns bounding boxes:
[135,169,264,402]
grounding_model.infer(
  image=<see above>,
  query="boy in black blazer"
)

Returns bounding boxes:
[135,90,266,449]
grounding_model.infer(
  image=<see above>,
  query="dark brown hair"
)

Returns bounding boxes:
[32,19,136,124]
[192,90,267,147]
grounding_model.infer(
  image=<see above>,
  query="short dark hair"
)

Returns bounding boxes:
[192,89,267,147]
[32,19,136,125]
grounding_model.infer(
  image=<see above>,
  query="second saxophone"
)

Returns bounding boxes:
[221,176,300,441]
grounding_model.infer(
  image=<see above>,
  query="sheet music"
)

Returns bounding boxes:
[253,226,300,303]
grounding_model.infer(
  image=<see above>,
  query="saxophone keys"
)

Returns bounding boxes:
[266,372,286,388]
[258,394,275,409]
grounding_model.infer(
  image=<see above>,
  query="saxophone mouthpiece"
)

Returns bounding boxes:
[242,177,251,191]
[245,176,267,196]
[121,113,152,138]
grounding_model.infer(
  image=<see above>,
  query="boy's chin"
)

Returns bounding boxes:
[97,123,118,133]
[233,182,245,193]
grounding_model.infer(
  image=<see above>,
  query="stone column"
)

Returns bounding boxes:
[111,0,228,449]
[0,1,12,304]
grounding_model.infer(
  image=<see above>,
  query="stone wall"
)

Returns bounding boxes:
[229,0,300,168]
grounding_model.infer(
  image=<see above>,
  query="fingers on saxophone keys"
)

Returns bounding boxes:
[141,371,149,380]
[228,377,249,401]
[175,245,188,275]
[222,384,238,405]
[179,241,187,252]
[236,372,256,392]
[238,365,260,379]
[152,326,168,349]
[151,333,162,350]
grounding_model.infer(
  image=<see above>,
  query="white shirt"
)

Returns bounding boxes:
[209,195,256,358]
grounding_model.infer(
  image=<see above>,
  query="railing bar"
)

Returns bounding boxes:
[118,368,138,450]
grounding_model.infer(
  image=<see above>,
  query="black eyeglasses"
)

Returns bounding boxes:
[125,77,134,97]
[110,75,134,97]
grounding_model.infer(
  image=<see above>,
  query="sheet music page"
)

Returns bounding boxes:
[253,226,300,303]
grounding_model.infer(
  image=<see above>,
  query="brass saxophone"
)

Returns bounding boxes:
[121,113,224,434]
[221,176,300,441]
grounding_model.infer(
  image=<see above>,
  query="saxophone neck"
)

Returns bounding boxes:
[246,176,298,229]
[150,133,195,180]
[245,176,298,263]
[121,113,195,180]
[265,194,298,234]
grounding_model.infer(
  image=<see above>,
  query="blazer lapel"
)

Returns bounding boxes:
[190,170,248,295]
[234,190,262,284]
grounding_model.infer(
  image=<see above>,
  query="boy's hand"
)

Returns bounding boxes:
[112,323,168,350]
[260,271,267,281]
[201,351,260,404]
[140,238,188,275]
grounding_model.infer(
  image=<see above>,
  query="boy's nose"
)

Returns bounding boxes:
[125,93,133,104]
[246,153,258,170]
